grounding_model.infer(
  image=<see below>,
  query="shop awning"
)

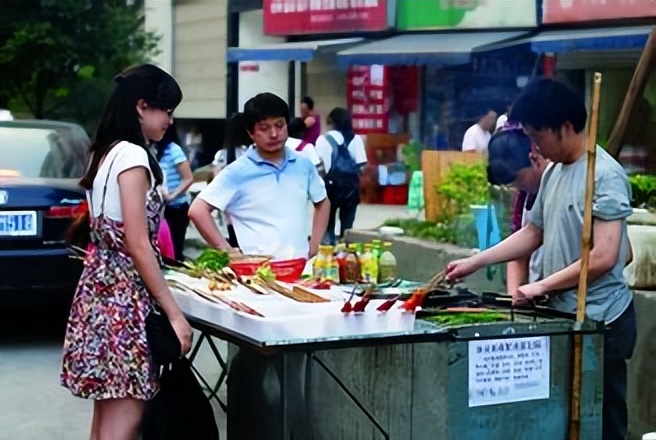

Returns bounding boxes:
[227,37,363,62]
[481,25,654,53]
[335,31,527,66]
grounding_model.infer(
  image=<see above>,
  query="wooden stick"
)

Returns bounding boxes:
[606,29,656,158]
[569,72,602,440]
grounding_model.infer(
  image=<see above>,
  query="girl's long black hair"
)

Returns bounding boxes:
[327,107,355,146]
[80,63,183,190]
[68,64,182,248]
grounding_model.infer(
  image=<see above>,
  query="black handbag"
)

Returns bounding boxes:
[141,357,220,440]
[145,306,181,366]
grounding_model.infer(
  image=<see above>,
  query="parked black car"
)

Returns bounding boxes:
[0,120,90,302]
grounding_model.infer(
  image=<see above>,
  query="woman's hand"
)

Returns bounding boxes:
[170,314,193,356]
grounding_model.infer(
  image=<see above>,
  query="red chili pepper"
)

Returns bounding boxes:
[376,295,400,313]
[352,296,371,313]
[401,288,427,312]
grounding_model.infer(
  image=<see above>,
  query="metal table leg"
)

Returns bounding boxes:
[189,331,228,412]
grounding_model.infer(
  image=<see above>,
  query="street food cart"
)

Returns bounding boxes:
[167,270,604,440]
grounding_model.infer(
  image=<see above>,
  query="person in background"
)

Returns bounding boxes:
[315,107,368,245]
[300,96,321,145]
[156,121,193,262]
[61,63,192,440]
[425,123,449,150]
[447,78,635,440]
[461,109,497,153]
[189,92,330,259]
[287,117,325,177]
[487,123,550,292]
[211,112,252,248]
[185,125,203,170]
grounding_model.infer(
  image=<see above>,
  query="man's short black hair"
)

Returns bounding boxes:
[510,78,587,133]
[301,96,314,110]
[243,92,290,133]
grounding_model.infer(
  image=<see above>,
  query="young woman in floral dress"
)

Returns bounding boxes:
[61,64,193,440]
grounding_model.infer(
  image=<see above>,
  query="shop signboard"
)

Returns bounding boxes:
[542,0,656,23]
[397,0,537,30]
[347,65,389,134]
[264,0,389,36]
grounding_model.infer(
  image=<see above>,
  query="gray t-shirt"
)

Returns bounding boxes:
[529,146,633,323]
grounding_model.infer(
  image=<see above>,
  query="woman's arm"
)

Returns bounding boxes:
[165,160,193,201]
[119,167,192,355]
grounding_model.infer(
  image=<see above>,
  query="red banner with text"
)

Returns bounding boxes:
[264,0,389,36]
[347,65,389,134]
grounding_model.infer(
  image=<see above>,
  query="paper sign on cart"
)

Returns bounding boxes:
[468,336,550,407]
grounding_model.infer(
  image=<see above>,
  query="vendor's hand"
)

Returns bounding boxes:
[308,240,320,259]
[170,314,193,356]
[512,282,548,306]
[226,247,242,259]
[445,257,479,282]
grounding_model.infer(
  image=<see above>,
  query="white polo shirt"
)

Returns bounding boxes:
[198,147,327,259]
[461,123,491,153]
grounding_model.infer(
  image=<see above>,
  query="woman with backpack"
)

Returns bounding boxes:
[315,107,368,245]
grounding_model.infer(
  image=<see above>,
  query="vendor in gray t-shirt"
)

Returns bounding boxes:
[446,78,636,440]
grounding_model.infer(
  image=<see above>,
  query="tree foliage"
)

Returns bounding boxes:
[0,0,160,133]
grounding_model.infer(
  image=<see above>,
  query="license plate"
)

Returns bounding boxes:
[0,211,38,236]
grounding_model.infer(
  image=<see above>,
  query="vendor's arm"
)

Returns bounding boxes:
[446,223,542,280]
[516,219,623,302]
[507,256,529,294]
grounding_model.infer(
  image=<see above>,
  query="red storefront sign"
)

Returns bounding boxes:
[347,65,389,134]
[264,0,389,36]
[543,0,655,23]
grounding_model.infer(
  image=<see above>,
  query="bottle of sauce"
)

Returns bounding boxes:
[335,244,348,284]
[345,244,360,284]
[378,242,397,283]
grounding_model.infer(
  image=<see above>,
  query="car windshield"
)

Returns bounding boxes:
[0,126,89,179]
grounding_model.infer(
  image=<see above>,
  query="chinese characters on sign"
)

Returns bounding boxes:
[468,336,550,407]
[264,0,388,35]
[347,65,388,134]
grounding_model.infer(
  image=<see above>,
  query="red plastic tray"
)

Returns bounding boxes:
[230,258,307,282]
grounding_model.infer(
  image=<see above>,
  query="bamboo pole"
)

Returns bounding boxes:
[568,72,602,440]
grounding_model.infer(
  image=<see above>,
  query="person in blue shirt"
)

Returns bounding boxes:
[189,92,330,259]
[156,122,193,261]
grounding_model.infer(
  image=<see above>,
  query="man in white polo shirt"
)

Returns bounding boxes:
[461,109,497,154]
[189,92,330,259]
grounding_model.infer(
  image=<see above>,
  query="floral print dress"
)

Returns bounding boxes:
[61,158,164,401]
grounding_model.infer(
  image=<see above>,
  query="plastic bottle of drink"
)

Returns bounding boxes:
[313,245,330,280]
[326,246,340,283]
[335,244,348,284]
[378,242,397,283]
[360,244,378,284]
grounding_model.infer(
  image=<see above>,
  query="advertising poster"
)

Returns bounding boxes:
[264,0,389,35]
[397,0,537,30]
[347,65,389,134]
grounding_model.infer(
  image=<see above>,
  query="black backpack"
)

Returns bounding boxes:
[324,134,360,208]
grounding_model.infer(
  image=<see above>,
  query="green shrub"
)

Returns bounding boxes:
[628,174,656,209]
